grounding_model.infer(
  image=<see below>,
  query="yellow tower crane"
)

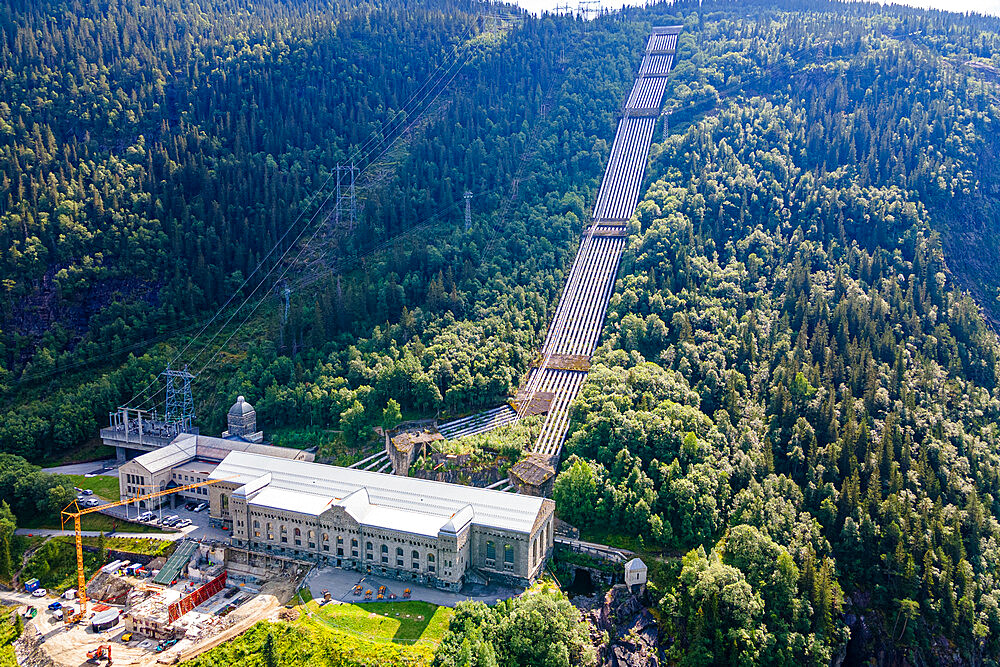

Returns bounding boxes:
[60,477,227,625]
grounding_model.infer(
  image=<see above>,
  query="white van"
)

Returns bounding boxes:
[63,589,77,600]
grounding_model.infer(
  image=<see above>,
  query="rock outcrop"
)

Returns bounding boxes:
[587,584,659,667]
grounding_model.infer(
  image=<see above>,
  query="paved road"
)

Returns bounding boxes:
[100,502,231,542]
[42,460,119,476]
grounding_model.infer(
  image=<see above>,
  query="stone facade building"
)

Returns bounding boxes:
[209,451,555,591]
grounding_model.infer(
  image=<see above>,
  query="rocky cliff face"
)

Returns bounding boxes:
[585,584,659,667]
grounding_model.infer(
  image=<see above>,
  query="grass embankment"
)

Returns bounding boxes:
[304,600,453,648]
[0,605,22,667]
[19,510,167,534]
[60,474,120,499]
[185,597,452,666]
[183,619,437,667]
[79,535,175,556]
[21,536,173,592]
[21,537,102,591]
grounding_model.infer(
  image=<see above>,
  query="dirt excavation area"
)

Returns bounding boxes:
[14,578,296,666]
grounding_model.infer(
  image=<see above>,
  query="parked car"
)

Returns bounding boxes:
[138,639,153,649]
[81,489,93,496]
[20,606,36,619]
[47,601,61,611]
[175,519,191,528]
[73,487,83,493]
[194,502,208,512]
[31,588,47,598]
[121,632,133,642]
[138,512,154,522]
[85,499,101,508]
[51,609,62,621]
[162,516,179,526]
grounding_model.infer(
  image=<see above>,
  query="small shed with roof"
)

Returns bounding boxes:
[625,557,647,591]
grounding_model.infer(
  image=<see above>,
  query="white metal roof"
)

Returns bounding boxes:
[212,451,548,535]
[131,436,198,474]
[249,487,336,516]
[361,506,450,538]
[129,434,312,475]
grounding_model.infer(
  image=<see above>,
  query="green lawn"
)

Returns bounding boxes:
[61,474,120,499]
[184,620,434,666]
[80,536,175,556]
[304,600,453,647]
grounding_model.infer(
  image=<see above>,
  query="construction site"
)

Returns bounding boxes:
[16,542,300,666]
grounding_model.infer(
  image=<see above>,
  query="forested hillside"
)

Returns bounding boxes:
[552,1,1000,663]
[6,0,1000,664]
[0,0,647,457]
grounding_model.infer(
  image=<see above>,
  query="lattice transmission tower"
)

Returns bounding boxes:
[162,365,195,430]
[464,190,473,231]
[577,0,599,20]
[335,163,358,230]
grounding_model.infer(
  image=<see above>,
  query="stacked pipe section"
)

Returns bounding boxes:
[529,25,682,459]
[438,26,682,455]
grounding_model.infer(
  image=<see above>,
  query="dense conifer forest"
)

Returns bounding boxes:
[3,0,1000,664]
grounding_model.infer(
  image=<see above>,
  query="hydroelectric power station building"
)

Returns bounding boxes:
[118,396,555,591]
[207,451,555,591]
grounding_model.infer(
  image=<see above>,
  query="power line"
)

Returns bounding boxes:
[124,18,485,412]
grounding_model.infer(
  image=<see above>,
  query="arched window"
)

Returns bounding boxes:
[428,553,435,562]
[412,550,419,560]
[352,538,358,547]
[380,544,387,553]
[504,544,514,563]
[253,520,260,529]
[337,536,344,544]
[486,540,496,560]
[366,541,373,551]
